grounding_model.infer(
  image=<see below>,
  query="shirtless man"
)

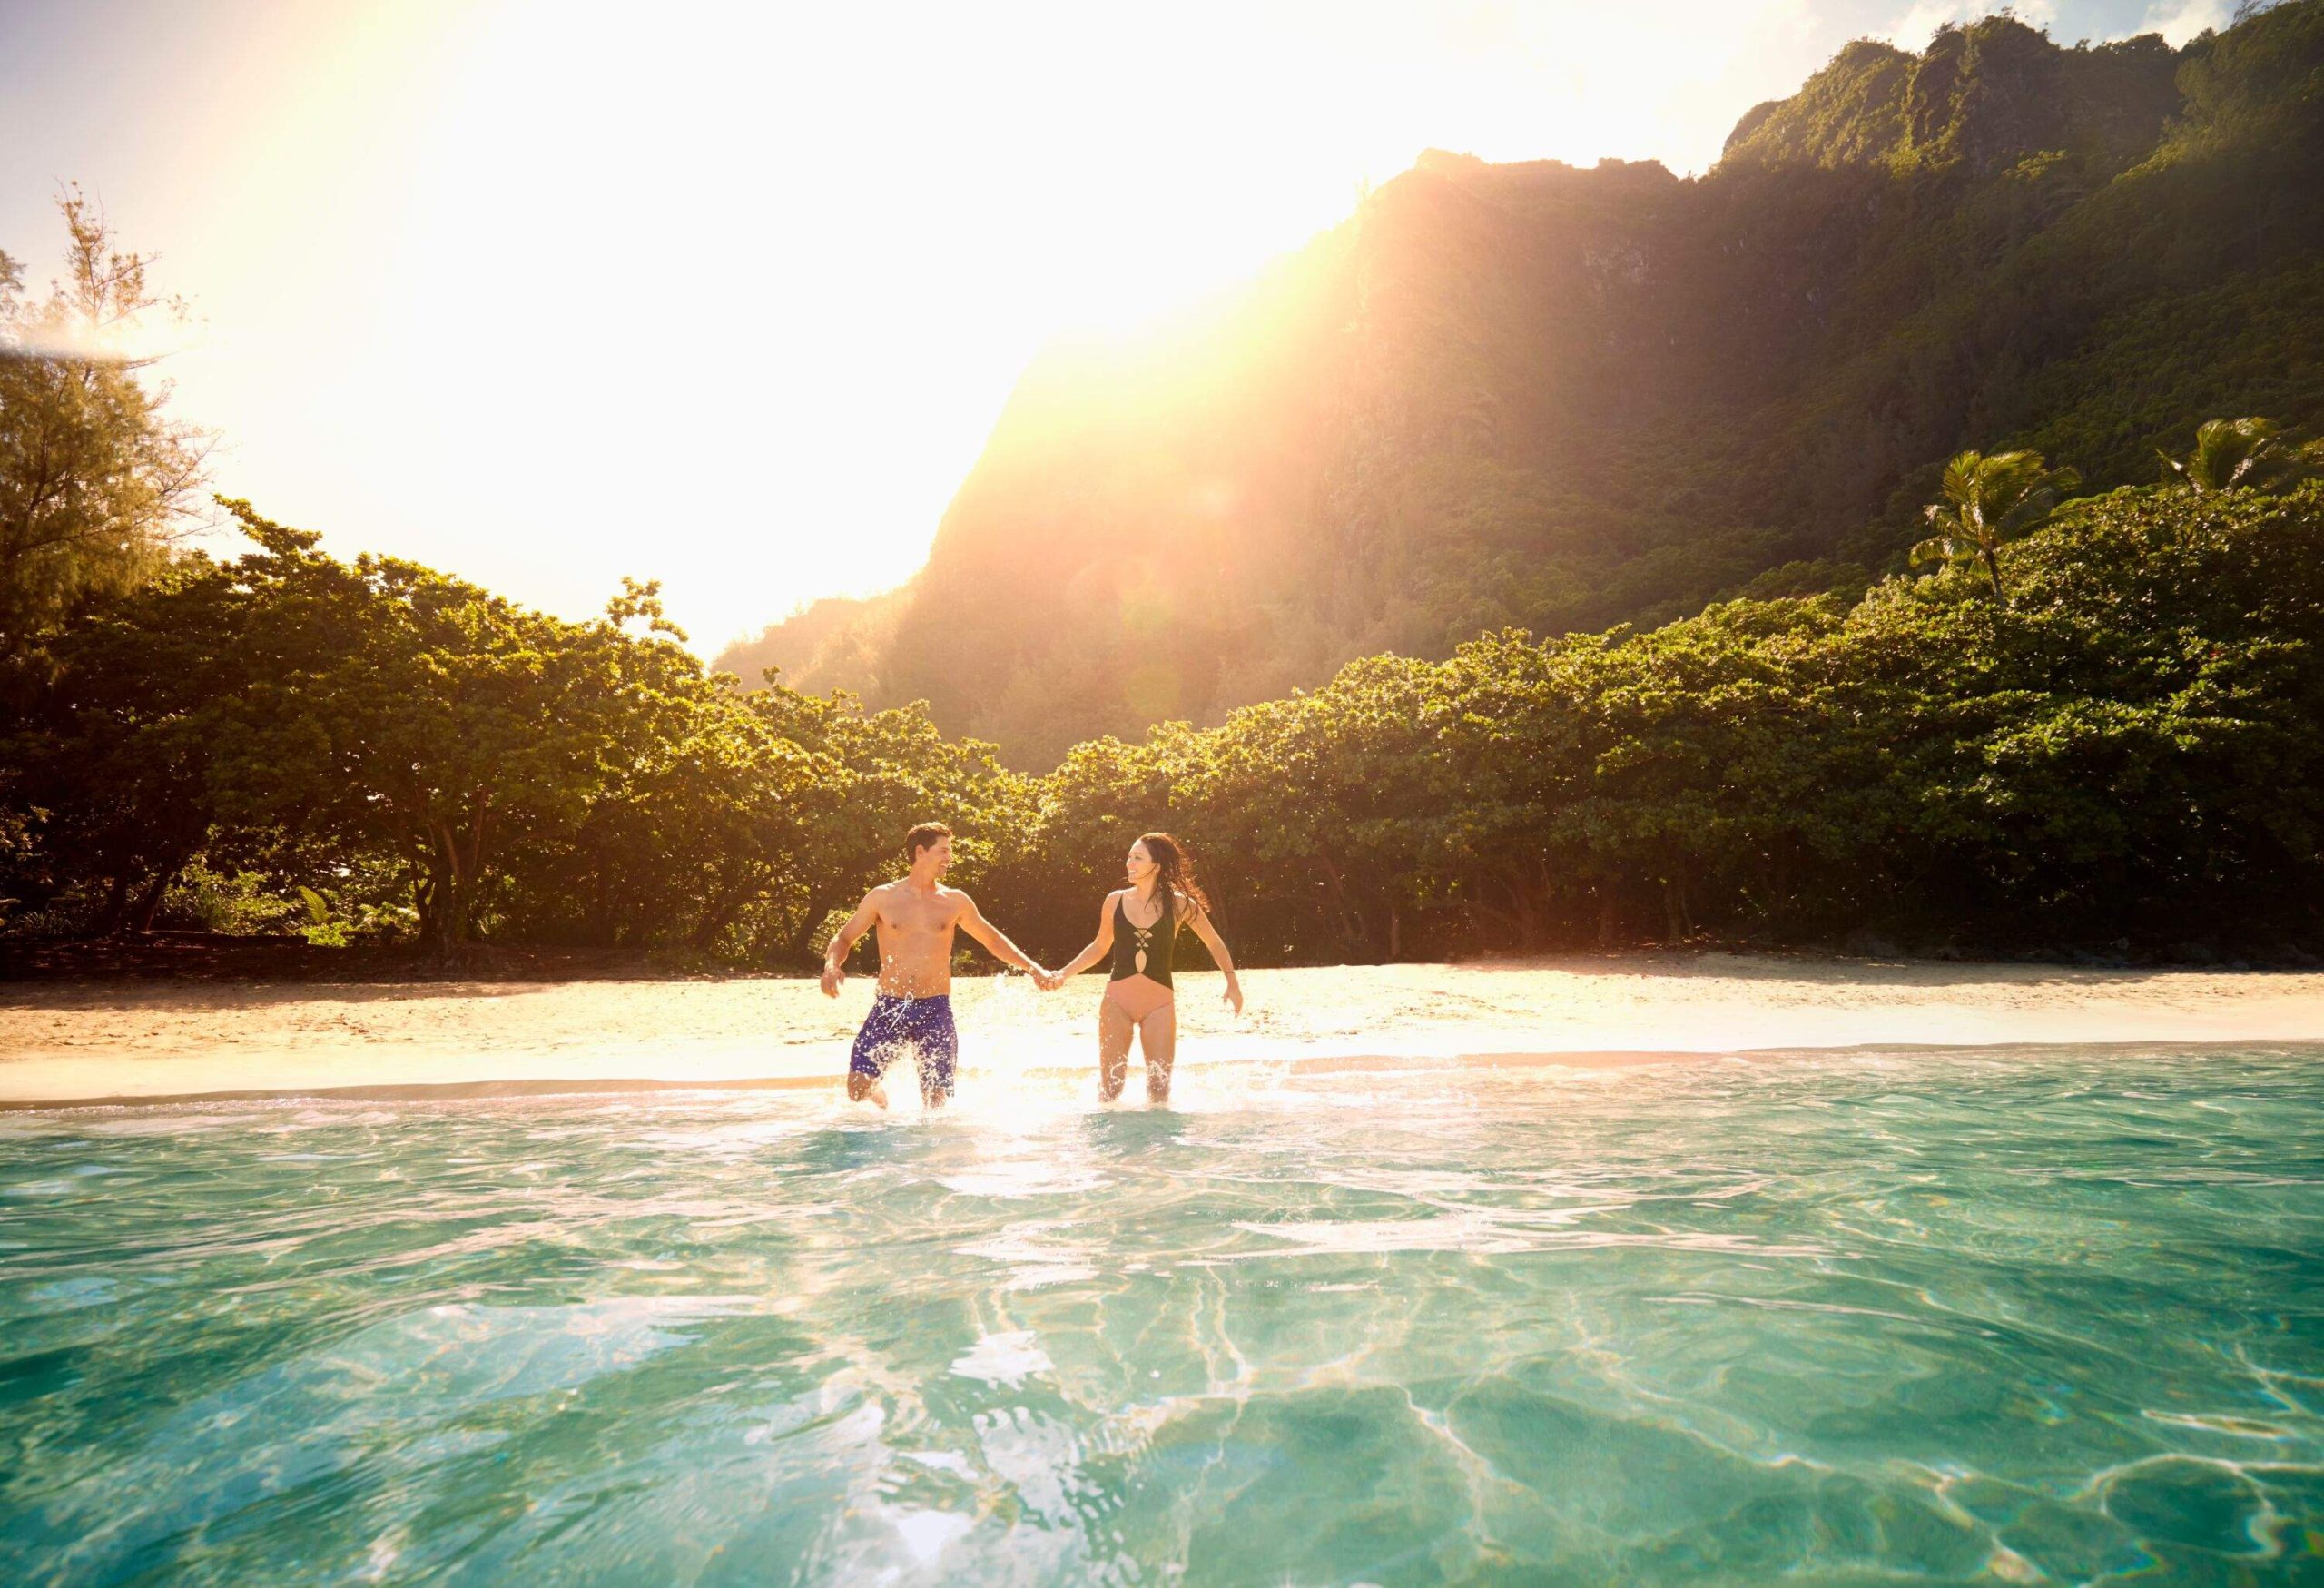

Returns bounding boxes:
[820,822,1053,1108]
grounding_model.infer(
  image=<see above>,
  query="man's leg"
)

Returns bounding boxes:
[916,997,960,1110]
[848,1000,893,1108]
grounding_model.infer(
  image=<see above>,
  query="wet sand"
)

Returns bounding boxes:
[5,953,2322,1108]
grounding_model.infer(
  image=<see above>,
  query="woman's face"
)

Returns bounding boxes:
[1125,841,1155,882]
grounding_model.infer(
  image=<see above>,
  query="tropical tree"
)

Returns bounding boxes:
[2,550,245,931]
[1186,656,1443,962]
[197,501,719,960]
[1909,449,2081,606]
[0,187,212,660]
[2158,417,2324,495]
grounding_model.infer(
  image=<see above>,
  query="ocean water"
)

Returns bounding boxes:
[2,1046,2321,1586]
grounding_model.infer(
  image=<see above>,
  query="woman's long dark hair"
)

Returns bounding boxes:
[1137,832,1210,919]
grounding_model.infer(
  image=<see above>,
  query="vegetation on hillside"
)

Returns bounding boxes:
[721,1,2324,766]
[715,587,904,700]
[11,6,2324,971]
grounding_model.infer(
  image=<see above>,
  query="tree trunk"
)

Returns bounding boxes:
[127,863,177,933]
[785,901,833,965]
[420,807,492,963]
[420,871,465,962]
[1662,870,1695,942]
[421,830,468,964]
[411,862,440,952]
[92,872,133,934]
[591,851,614,946]
[1315,854,1373,960]
[690,873,759,952]
[1495,870,1541,952]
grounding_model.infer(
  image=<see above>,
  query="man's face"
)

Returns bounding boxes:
[925,835,953,875]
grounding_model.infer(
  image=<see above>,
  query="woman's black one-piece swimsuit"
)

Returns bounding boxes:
[1108,893,1176,988]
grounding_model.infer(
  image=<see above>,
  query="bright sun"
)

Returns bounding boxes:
[65,0,1855,650]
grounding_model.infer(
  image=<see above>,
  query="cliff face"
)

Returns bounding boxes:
[720,4,2324,767]
[1719,22,2181,174]
[714,589,901,695]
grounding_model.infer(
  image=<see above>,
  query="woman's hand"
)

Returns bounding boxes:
[1223,971,1243,1016]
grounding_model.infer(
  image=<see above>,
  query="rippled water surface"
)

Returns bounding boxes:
[4,1047,2323,1585]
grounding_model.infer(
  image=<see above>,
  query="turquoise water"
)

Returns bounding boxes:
[3,1047,2322,1585]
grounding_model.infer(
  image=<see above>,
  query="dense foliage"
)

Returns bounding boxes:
[0,503,1027,960]
[10,7,2323,970]
[8,477,2320,965]
[999,478,2324,962]
[0,187,212,661]
[722,1,2324,767]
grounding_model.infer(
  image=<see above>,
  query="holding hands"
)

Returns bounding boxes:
[1027,964,1239,1011]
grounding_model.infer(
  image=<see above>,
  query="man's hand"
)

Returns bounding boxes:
[820,963,844,998]
[1034,967,1065,992]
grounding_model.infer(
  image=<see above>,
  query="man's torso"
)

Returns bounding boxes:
[871,881,963,996]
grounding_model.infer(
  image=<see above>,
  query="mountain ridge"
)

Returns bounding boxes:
[718,3,2324,766]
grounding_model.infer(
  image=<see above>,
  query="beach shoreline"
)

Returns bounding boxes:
[5,952,2323,1109]
[5,931,2315,985]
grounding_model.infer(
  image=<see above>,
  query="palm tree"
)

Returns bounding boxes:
[1909,449,2081,607]
[2158,417,2324,495]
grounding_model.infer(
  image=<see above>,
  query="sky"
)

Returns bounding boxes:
[0,0,2238,656]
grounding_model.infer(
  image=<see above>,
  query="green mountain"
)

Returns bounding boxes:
[716,588,901,695]
[718,3,2324,765]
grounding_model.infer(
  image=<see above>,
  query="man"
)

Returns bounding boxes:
[820,822,1054,1108]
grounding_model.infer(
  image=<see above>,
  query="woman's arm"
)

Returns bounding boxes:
[1045,893,1118,987]
[1178,893,1244,1014]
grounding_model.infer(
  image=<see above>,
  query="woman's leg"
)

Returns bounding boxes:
[1137,1001,1177,1104]
[1098,993,1137,1102]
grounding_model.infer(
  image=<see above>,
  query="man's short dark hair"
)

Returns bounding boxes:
[906,822,953,859]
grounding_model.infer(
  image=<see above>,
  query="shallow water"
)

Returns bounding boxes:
[3,1047,2321,1585]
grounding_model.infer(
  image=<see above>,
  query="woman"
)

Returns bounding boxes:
[1047,833,1242,1104]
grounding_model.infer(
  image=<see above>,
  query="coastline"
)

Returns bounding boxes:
[5,952,2323,1109]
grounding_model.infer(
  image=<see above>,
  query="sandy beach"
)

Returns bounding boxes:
[5,952,2322,1108]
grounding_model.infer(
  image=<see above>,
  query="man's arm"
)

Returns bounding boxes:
[821,891,881,996]
[953,892,1045,977]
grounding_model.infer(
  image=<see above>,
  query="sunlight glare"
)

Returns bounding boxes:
[19,0,1865,649]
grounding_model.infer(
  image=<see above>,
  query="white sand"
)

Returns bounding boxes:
[4,953,2321,1108]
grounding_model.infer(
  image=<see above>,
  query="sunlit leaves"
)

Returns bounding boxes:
[0,187,212,658]
[2158,417,2324,496]
[1909,449,2081,606]
[10,476,2323,962]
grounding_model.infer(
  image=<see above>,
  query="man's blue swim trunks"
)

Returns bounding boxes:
[848,994,958,1098]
